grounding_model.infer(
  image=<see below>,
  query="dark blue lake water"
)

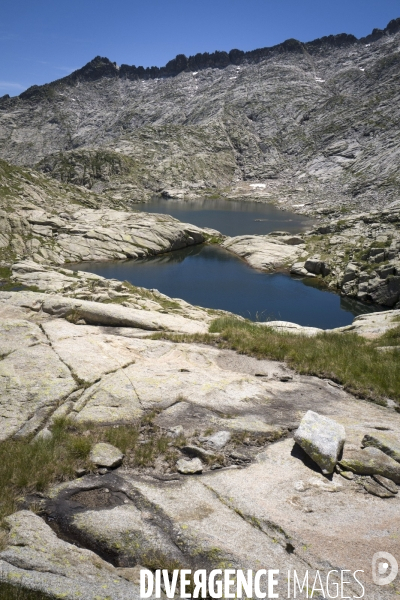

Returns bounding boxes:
[135,197,314,236]
[73,244,377,329]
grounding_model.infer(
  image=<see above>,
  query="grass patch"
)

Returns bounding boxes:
[209,318,400,403]
[0,266,12,280]
[152,317,400,404]
[373,324,400,347]
[0,416,171,527]
[0,418,92,523]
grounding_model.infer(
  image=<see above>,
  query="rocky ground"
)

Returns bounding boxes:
[0,283,399,598]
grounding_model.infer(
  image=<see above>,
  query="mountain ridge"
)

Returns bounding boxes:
[1,16,399,103]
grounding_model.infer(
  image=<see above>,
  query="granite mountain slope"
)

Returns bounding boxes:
[1,18,400,211]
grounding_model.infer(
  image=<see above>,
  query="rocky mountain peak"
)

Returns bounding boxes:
[67,55,119,82]
[9,16,400,100]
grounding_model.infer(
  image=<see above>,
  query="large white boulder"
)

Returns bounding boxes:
[294,410,346,474]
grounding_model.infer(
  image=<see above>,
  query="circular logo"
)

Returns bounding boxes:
[372,552,398,586]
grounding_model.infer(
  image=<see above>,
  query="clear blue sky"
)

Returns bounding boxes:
[1,0,399,97]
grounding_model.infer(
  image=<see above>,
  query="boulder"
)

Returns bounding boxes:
[339,446,400,483]
[176,457,203,474]
[304,258,324,275]
[369,276,400,307]
[294,410,346,474]
[89,442,124,468]
[342,263,359,283]
[362,431,400,462]
[290,262,308,276]
[34,428,53,442]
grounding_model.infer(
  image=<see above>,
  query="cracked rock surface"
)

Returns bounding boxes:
[0,288,400,598]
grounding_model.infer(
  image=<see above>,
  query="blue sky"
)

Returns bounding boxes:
[1,0,399,97]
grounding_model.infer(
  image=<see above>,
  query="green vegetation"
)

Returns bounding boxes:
[373,322,400,348]
[0,267,12,280]
[0,416,172,526]
[152,316,400,405]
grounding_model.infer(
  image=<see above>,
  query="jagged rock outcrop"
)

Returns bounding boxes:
[295,204,400,308]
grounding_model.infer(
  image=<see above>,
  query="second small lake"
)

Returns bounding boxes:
[135,197,314,236]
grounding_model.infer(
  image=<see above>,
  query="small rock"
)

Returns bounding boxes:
[75,468,87,478]
[182,445,216,461]
[229,451,250,462]
[89,442,124,469]
[373,474,398,494]
[339,471,354,480]
[362,431,400,463]
[202,430,231,450]
[34,428,53,442]
[176,457,203,474]
[98,468,108,475]
[363,478,395,498]
[294,410,346,474]
[294,480,308,492]
[308,476,343,492]
[167,425,184,438]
